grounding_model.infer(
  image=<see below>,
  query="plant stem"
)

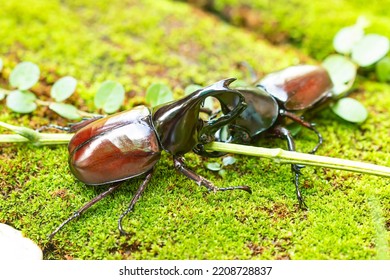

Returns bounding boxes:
[0,133,73,145]
[1,131,390,178]
[204,142,390,178]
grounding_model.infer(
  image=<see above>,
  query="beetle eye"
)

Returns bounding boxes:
[199,134,209,143]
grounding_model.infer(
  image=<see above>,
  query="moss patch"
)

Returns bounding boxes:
[186,0,390,60]
[0,0,389,259]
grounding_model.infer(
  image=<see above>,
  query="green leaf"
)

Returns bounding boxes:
[376,57,390,83]
[333,25,364,55]
[206,162,221,171]
[6,90,37,113]
[0,89,6,101]
[184,84,202,95]
[331,97,368,123]
[286,123,302,136]
[352,34,390,67]
[333,16,369,55]
[218,169,227,178]
[217,125,230,142]
[51,76,77,102]
[94,80,125,113]
[9,62,40,90]
[49,102,81,120]
[222,156,236,166]
[322,54,357,96]
[145,83,174,107]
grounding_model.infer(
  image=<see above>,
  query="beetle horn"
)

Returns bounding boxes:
[200,78,237,93]
[151,78,246,156]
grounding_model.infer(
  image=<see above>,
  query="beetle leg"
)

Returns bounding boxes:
[280,109,323,154]
[173,156,252,194]
[48,181,124,240]
[118,169,154,235]
[199,95,247,145]
[272,126,308,209]
[37,116,104,133]
[193,144,226,158]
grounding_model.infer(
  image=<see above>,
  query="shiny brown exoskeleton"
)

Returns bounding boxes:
[195,65,334,208]
[68,106,161,185]
[49,79,249,239]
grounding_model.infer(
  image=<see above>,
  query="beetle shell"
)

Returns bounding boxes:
[68,106,161,185]
[259,65,333,111]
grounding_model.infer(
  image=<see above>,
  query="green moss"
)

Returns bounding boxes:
[192,0,390,60]
[0,0,389,260]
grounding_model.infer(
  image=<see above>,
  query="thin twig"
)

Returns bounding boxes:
[0,133,73,145]
[204,142,390,178]
[0,129,389,178]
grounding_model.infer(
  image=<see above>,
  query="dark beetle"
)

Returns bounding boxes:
[48,78,250,239]
[195,65,334,208]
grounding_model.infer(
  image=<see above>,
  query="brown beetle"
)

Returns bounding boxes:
[195,65,334,208]
[48,79,250,239]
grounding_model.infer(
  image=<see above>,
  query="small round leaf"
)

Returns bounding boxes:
[352,34,390,67]
[184,84,202,95]
[145,83,174,107]
[286,123,302,136]
[215,126,230,142]
[94,80,125,113]
[0,89,6,101]
[206,162,221,171]
[322,54,357,96]
[49,102,81,120]
[51,76,77,102]
[9,62,40,90]
[218,169,227,178]
[376,57,390,83]
[6,90,37,113]
[333,25,364,54]
[222,156,236,166]
[331,97,368,123]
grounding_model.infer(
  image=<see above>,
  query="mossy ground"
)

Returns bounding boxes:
[0,0,389,259]
[187,0,390,60]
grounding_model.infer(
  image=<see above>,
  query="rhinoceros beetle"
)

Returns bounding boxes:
[195,65,334,208]
[48,78,250,239]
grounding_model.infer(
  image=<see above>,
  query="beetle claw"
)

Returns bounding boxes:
[174,156,252,194]
[212,185,252,194]
[116,169,154,235]
[118,216,131,236]
[240,185,252,194]
[299,200,309,210]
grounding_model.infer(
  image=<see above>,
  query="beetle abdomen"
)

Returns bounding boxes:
[260,65,333,111]
[68,106,161,185]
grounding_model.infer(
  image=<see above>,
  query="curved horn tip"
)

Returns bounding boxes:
[223,77,237,87]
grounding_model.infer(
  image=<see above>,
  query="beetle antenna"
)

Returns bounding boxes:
[48,181,124,240]
[118,169,154,235]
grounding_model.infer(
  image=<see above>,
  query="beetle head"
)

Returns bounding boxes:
[151,78,247,156]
